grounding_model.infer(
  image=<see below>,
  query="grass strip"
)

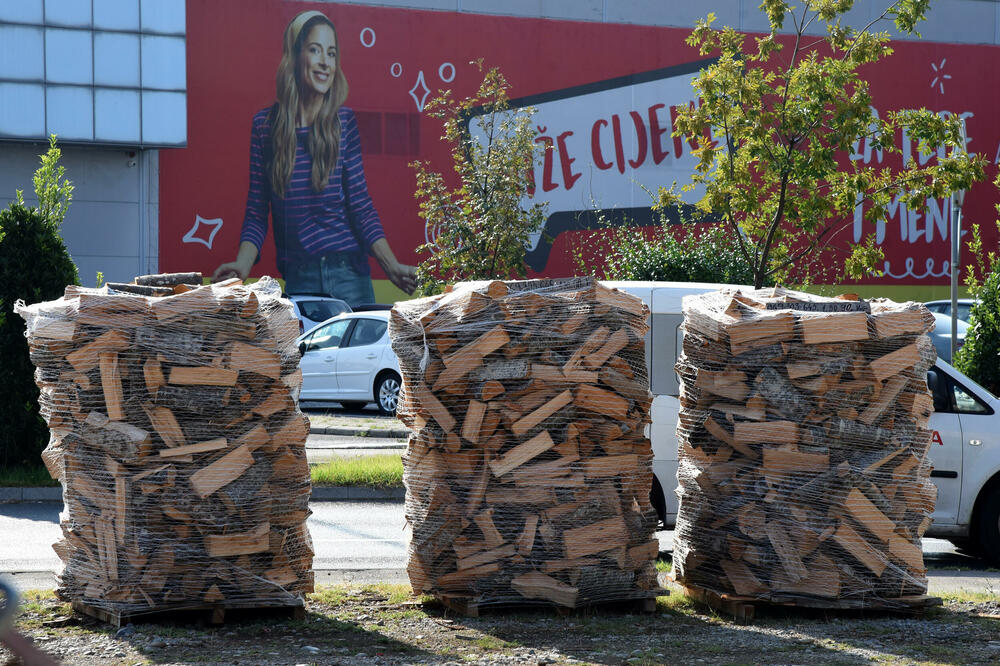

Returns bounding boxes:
[310,454,403,488]
[0,465,59,487]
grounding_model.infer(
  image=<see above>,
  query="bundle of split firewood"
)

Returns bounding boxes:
[389,277,660,611]
[15,274,313,614]
[673,287,937,605]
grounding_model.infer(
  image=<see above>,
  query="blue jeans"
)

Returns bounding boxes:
[283,253,376,308]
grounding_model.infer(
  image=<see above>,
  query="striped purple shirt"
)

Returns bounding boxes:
[240,106,386,272]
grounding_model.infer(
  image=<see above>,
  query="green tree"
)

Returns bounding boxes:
[0,137,80,468]
[953,176,1000,394]
[410,63,547,295]
[667,0,986,289]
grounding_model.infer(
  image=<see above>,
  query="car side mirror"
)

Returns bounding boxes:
[299,341,307,355]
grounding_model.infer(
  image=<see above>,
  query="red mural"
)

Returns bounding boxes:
[159,0,1000,288]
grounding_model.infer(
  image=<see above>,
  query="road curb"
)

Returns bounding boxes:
[311,486,405,501]
[0,485,404,503]
[310,426,411,439]
[0,487,61,503]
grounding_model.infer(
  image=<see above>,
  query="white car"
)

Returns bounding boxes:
[604,281,1000,565]
[296,311,402,415]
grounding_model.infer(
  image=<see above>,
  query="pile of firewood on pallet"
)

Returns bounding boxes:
[672,287,938,607]
[389,277,661,613]
[15,273,313,617]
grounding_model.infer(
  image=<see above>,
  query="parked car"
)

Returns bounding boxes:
[930,312,968,363]
[296,310,402,415]
[286,293,352,335]
[925,298,976,323]
[604,281,1000,565]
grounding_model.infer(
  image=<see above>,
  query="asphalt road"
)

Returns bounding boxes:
[3,500,999,597]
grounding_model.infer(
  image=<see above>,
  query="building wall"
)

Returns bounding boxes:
[2,0,999,288]
[326,0,1000,46]
[0,142,158,286]
[0,0,181,286]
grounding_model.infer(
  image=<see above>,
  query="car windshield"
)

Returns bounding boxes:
[299,300,349,322]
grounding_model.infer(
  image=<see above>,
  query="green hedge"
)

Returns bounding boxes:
[0,203,79,468]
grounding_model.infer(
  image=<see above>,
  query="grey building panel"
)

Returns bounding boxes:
[913,0,998,45]
[459,0,541,17]
[605,0,741,28]
[327,0,460,10]
[60,201,141,255]
[541,0,603,22]
[0,142,154,287]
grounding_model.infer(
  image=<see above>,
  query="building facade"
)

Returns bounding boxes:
[2,0,999,298]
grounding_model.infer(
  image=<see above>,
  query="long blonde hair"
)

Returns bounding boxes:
[269,11,349,197]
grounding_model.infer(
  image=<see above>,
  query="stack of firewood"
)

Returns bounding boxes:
[389,277,660,611]
[673,287,937,605]
[16,274,313,614]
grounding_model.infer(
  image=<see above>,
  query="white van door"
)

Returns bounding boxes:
[926,366,964,525]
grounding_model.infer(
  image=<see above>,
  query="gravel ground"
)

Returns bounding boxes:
[3,585,1000,665]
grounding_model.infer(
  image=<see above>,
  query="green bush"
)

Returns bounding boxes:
[0,139,80,469]
[954,271,1000,395]
[601,221,768,286]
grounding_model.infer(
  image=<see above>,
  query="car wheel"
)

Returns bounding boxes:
[339,401,368,411]
[375,372,401,416]
[975,483,1000,567]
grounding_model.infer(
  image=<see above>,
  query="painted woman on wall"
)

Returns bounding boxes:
[212,10,416,305]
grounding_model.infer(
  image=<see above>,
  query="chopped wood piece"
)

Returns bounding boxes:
[146,406,186,448]
[869,344,920,383]
[67,329,130,372]
[461,400,488,445]
[480,381,505,401]
[515,515,539,556]
[844,488,895,543]
[168,366,239,386]
[190,444,254,498]
[489,431,554,477]
[511,390,572,436]
[159,438,227,458]
[734,421,799,446]
[832,522,887,577]
[563,516,628,560]
[574,384,629,421]
[227,342,282,380]
[799,311,870,344]
[205,523,270,558]
[99,352,125,421]
[511,571,578,607]
[860,374,908,426]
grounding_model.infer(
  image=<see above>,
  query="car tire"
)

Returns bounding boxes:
[650,476,667,530]
[375,371,401,416]
[975,484,1000,567]
[339,401,368,411]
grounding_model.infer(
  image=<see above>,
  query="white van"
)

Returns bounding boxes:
[603,281,1000,564]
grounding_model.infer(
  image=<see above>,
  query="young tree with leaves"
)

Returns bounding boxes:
[410,63,547,295]
[953,175,1000,394]
[666,0,986,289]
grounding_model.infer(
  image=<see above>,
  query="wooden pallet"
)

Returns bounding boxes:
[71,598,306,628]
[436,590,665,618]
[678,584,941,622]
